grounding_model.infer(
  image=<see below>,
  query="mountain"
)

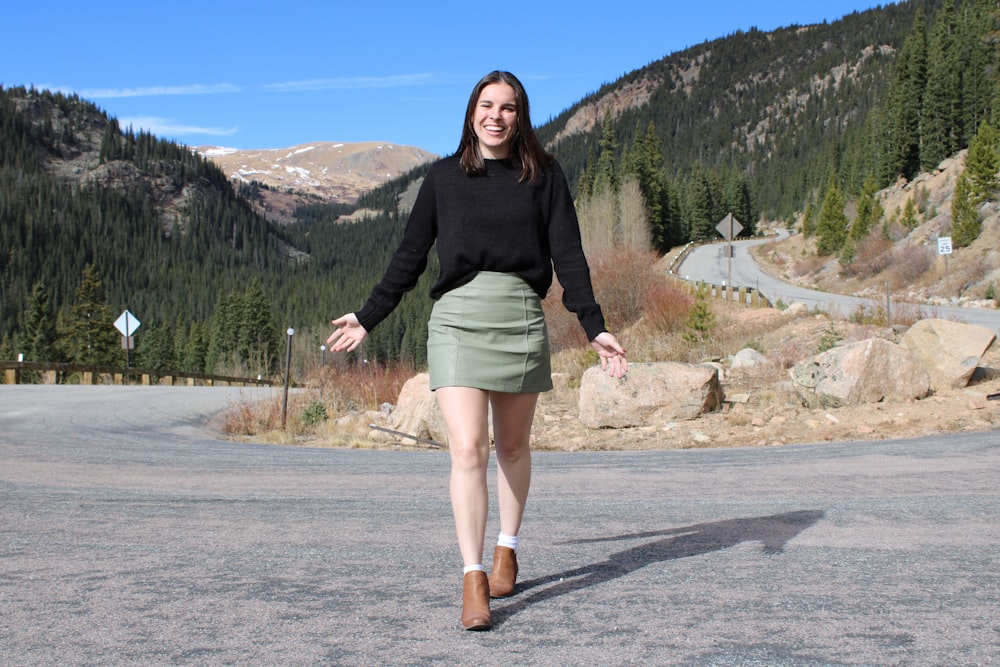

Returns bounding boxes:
[4,0,998,374]
[536,0,949,220]
[197,142,437,223]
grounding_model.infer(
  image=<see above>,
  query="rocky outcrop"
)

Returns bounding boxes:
[578,362,723,429]
[789,338,930,408]
[900,319,997,392]
[371,373,447,445]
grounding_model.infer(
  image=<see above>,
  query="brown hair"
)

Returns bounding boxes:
[456,70,553,182]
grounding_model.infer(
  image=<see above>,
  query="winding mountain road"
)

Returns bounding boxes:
[675,230,1000,332]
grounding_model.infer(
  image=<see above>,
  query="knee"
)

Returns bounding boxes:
[450,438,490,473]
[494,437,530,466]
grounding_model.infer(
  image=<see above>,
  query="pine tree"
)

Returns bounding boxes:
[886,9,928,180]
[138,322,177,370]
[921,2,960,170]
[687,165,717,242]
[683,287,716,344]
[900,197,919,229]
[239,279,280,376]
[851,174,884,240]
[951,171,981,246]
[593,111,620,195]
[816,179,849,256]
[801,196,817,238]
[24,282,60,362]
[60,265,120,365]
[958,0,995,145]
[965,120,1000,203]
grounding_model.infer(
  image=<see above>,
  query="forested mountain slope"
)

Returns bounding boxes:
[4,0,999,375]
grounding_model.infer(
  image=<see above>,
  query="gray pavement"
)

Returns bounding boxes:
[1,385,998,666]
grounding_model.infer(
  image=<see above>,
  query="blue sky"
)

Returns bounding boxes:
[4,1,896,156]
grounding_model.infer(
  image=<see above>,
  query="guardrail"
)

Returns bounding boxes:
[0,360,279,387]
[666,238,773,308]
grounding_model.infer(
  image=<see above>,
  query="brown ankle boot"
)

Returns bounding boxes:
[489,545,518,598]
[461,570,492,630]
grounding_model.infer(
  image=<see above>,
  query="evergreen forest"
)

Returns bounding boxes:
[3,0,1000,378]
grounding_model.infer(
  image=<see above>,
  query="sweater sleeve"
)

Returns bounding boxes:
[546,162,607,341]
[354,169,438,332]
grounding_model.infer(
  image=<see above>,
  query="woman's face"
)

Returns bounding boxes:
[472,82,517,159]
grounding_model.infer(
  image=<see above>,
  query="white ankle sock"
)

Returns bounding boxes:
[497,532,519,551]
[463,564,486,574]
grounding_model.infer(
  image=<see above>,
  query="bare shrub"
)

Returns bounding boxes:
[311,362,415,413]
[849,304,888,326]
[542,287,589,353]
[890,301,937,327]
[844,235,893,279]
[770,339,809,370]
[545,246,665,352]
[589,246,662,328]
[643,279,694,334]
[887,243,935,286]
[223,362,414,437]
[223,397,282,435]
[791,254,826,277]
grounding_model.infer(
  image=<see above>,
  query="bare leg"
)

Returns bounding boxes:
[490,392,539,538]
[436,386,491,567]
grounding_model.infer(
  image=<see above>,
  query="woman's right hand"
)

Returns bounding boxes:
[327,313,368,353]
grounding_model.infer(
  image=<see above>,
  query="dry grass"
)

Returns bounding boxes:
[222,362,414,437]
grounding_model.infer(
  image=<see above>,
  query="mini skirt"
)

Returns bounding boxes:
[427,272,552,393]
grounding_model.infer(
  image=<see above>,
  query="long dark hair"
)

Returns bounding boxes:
[456,70,553,182]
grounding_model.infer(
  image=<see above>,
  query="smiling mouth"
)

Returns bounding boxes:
[483,125,506,133]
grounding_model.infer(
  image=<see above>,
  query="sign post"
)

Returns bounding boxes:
[938,236,952,278]
[282,328,294,429]
[114,310,141,370]
[715,213,744,300]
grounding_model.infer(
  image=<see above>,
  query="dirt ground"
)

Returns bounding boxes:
[525,309,1000,452]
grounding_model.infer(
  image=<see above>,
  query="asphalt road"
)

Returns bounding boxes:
[675,232,1000,333]
[1,385,998,666]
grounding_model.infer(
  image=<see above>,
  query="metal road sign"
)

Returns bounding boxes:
[716,213,744,241]
[114,310,141,337]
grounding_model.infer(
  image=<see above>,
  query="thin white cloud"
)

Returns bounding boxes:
[118,116,238,138]
[80,83,242,98]
[55,74,433,100]
[261,73,434,93]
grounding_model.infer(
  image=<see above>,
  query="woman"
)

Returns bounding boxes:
[327,70,627,631]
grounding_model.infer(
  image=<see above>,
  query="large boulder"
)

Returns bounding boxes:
[578,362,723,429]
[789,338,929,408]
[374,373,448,445]
[900,319,996,392]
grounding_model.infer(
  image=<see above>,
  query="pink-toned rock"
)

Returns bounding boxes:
[578,362,723,429]
[790,338,930,407]
[901,319,996,392]
[376,373,448,445]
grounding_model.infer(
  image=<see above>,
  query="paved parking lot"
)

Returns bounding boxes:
[1,385,998,665]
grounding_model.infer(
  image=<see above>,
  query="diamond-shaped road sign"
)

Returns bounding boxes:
[716,213,744,242]
[114,310,141,337]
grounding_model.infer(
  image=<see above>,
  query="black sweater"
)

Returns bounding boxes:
[355,154,607,341]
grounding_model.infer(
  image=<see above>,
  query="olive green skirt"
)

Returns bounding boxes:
[427,272,552,393]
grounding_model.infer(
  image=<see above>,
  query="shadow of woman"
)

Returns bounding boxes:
[492,509,824,626]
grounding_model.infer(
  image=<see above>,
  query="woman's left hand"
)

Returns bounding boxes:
[591,332,628,379]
